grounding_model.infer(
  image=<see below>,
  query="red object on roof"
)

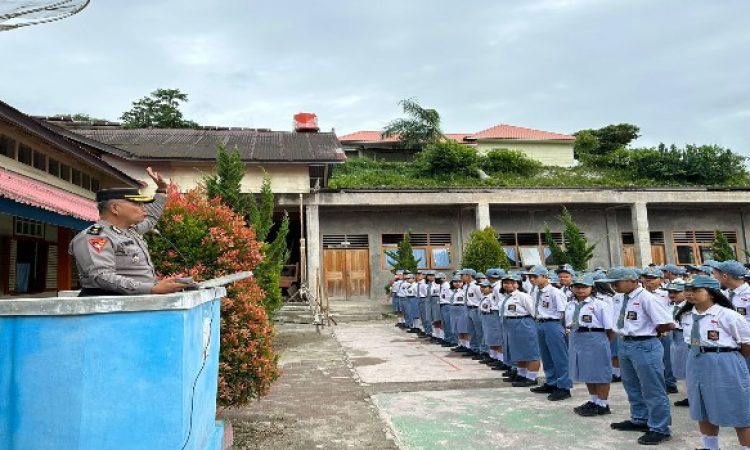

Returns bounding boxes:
[0,167,98,222]
[468,124,574,141]
[293,113,320,133]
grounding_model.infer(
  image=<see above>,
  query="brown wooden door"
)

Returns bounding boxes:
[622,246,636,266]
[323,249,370,299]
[651,245,666,266]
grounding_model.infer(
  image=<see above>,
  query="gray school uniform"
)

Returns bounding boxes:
[429,281,442,322]
[480,292,503,347]
[565,297,613,383]
[681,305,750,427]
[503,290,539,363]
[391,279,403,312]
[670,301,689,380]
[450,289,469,334]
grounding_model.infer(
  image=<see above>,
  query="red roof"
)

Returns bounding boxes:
[0,167,98,222]
[339,124,573,144]
[468,124,574,141]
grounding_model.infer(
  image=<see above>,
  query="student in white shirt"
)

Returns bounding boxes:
[500,273,541,387]
[665,280,690,408]
[676,275,750,450]
[641,267,678,394]
[714,260,750,371]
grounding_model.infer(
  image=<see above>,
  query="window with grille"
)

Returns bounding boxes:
[14,217,44,238]
[621,231,665,245]
[323,234,369,248]
[497,231,564,267]
[673,230,737,265]
[0,134,15,158]
[381,232,452,269]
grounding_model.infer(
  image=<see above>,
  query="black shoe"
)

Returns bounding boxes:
[666,385,678,394]
[637,431,671,445]
[494,362,511,370]
[610,420,650,432]
[512,378,537,387]
[580,403,611,416]
[462,351,478,357]
[451,346,467,352]
[407,328,420,333]
[530,383,556,394]
[502,373,522,382]
[574,401,597,415]
[612,375,622,383]
[394,323,401,327]
[479,356,493,363]
[471,354,484,360]
[440,342,454,347]
[596,404,611,416]
[673,398,689,407]
[501,369,515,377]
[547,388,571,401]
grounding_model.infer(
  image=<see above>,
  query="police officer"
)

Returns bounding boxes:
[70,168,189,297]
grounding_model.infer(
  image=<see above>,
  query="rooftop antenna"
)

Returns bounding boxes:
[0,0,91,31]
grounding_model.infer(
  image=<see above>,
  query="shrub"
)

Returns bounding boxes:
[481,148,543,177]
[544,207,596,271]
[417,140,481,177]
[385,231,419,273]
[147,186,279,407]
[461,226,510,272]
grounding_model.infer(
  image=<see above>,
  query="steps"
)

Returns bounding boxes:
[328,298,394,323]
[274,303,315,324]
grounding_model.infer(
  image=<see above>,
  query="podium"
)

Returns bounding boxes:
[0,272,251,450]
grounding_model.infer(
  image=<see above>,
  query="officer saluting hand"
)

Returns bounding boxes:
[70,167,192,297]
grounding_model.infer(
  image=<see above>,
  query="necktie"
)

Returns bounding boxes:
[617,293,631,329]
[500,294,511,319]
[689,313,707,356]
[535,289,543,317]
[571,300,585,331]
[729,290,736,302]
[672,304,679,319]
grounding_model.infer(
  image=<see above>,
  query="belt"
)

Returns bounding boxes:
[536,318,561,323]
[574,327,605,333]
[481,311,494,315]
[505,315,530,320]
[622,335,657,341]
[418,297,427,300]
[698,346,740,353]
[78,287,122,297]
[467,305,478,309]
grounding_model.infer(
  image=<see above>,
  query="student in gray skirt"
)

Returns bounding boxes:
[449,276,472,353]
[479,280,504,368]
[666,280,689,407]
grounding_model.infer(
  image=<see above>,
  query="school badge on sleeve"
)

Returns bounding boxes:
[88,238,108,253]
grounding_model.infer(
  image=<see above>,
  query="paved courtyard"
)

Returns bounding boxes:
[231,321,739,449]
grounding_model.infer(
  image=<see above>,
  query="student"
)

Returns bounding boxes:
[556,264,576,301]
[665,280,690,408]
[606,267,675,446]
[396,271,411,329]
[391,270,405,328]
[430,272,445,344]
[463,269,487,361]
[641,267,678,394]
[438,273,456,347]
[662,264,685,287]
[565,275,614,417]
[449,275,472,353]
[527,265,571,401]
[676,275,750,450]
[593,273,621,382]
[479,280,504,368]
[713,260,750,371]
[404,273,420,333]
[487,268,510,370]
[500,273,542,387]
[417,271,432,338]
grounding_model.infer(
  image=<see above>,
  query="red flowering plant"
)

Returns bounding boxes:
[146,185,279,407]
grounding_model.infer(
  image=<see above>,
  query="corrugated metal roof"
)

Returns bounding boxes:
[0,166,98,222]
[72,129,345,163]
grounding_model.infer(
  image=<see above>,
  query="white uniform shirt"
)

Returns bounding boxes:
[565,297,614,330]
[502,290,535,317]
[404,281,417,297]
[465,281,482,307]
[429,281,441,298]
[391,279,403,297]
[452,288,466,305]
[595,292,614,307]
[647,288,670,309]
[522,279,533,293]
[417,280,428,298]
[479,293,493,313]
[489,289,501,311]
[560,285,574,301]
[728,282,750,323]
[680,304,750,348]
[397,280,409,298]
[530,284,567,320]
[611,287,674,337]
[671,300,686,330]
[439,282,452,304]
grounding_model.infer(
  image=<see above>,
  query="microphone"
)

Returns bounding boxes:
[150,228,189,264]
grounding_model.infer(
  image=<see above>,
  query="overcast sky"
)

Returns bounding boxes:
[1,0,749,153]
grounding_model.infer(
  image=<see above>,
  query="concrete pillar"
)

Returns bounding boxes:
[741,207,750,263]
[630,202,652,266]
[306,203,320,298]
[476,202,491,230]
[605,208,621,267]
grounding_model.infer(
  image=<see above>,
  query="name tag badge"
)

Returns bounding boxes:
[707,330,720,341]
[626,311,638,320]
[508,304,517,312]
[581,315,593,323]
[542,301,550,308]
[738,307,748,316]
[468,293,474,297]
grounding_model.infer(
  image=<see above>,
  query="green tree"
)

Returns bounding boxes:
[575,123,640,163]
[417,140,481,177]
[544,207,596,270]
[205,144,247,212]
[461,226,510,273]
[121,88,199,129]
[481,148,543,177]
[386,232,419,273]
[382,98,443,150]
[711,229,736,262]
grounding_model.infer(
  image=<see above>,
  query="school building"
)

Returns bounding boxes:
[0,101,139,296]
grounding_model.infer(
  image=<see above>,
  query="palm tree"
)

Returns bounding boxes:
[382,98,444,150]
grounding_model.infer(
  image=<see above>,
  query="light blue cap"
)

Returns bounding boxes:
[501,273,522,282]
[526,265,549,276]
[479,280,492,287]
[703,259,721,269]
[662,263,686,275]
[665,280,686,292]
[641,267,663,278]
[571,274,595,287]
[686,275,720,290]
[436,272,446,279]
[406,273,416,279]
[600,267,640,282]
[460,268,477,277]
[395,270,404,275]
[486,268,506,279]
[716,260,747,278]
[555,264,575,275]
[451,275,462,282]
[475,272,486,279]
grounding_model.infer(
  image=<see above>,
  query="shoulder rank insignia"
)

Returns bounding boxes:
[87,225,103,235]
[111,225,123,234]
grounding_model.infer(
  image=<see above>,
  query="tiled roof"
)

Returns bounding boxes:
[0,166,98,222]
[72,129,345,163]
[338,131,399,143]
[468,124,574,141]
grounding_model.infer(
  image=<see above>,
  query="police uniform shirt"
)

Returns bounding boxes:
[502,290,535,317]
[69,193,166,295]
[680,304,750,348]
[565,297,614,330]
[531,284,567,320]
[465,281,482,307]
[417,279,429,298]
[612,287,675,337]
[728,282,750,322]
[479,293,493,313]
[397,280,409,298]
[439,282,452,304]
[452,288,466,305]
[404,281,417,297]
